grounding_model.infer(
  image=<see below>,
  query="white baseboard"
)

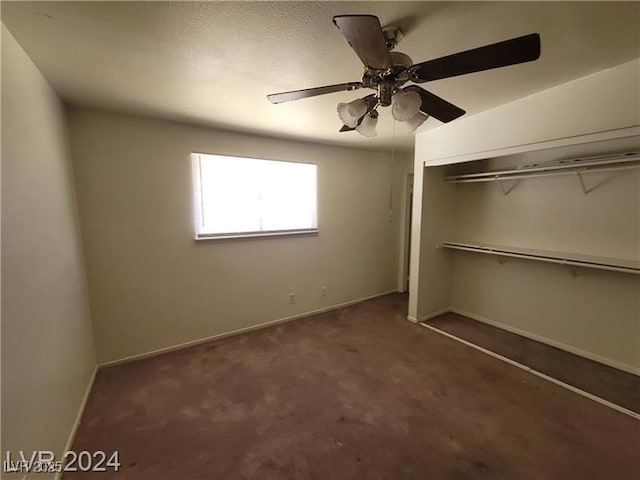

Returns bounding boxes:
[52,365,98,480]
[408,308,449,324]
[449,307,640,376]
[420,308,450,322]
[100,290,399,368]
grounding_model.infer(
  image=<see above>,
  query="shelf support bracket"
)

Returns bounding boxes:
[495,176,517,195]
[576,171,589,194]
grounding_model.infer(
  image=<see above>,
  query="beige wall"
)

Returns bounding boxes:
[68,109,411,363]
[408,165,456,322]
[1,25,96,476]
[416,58,640,165]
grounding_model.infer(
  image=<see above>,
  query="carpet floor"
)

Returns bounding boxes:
[424,312,640,414]
[66,293,639,480]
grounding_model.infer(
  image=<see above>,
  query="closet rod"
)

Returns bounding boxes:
[442,242,640,275]
[445,152,640,183]
[450,163,639,184]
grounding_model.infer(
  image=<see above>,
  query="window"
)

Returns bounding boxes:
[191,153,318,239]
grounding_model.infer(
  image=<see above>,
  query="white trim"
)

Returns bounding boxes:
[408,307,450,324]
[419,323,639,420]
[100,290,399,367]
[420,308,451,322]
[407,161,426,322]
[194,229,318,241]
[52,366,98,480]
[423,126,640,166]
[450,307,640,376]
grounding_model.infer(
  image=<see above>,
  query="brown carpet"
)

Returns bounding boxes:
[424,312,640,414]
[66,294,639,480]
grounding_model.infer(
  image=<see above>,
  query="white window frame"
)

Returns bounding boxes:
[191,152,318,240]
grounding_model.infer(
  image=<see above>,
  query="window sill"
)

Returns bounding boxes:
[194,229,319,242]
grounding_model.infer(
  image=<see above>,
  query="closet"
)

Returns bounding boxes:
[415,136,640,374]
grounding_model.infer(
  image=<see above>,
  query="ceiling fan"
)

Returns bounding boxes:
[267,15,541,137]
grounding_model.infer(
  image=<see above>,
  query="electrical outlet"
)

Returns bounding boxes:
[321,286,327,297]
[289,292,296,304]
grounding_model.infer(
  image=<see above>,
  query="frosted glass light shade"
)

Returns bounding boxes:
[405,112,429,132]
[391,90,422,121]
[337,98,368,128]
[356,113,378,137]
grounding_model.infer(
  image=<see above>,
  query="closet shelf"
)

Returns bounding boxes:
[442,241,640,275]
[445,152,640,184]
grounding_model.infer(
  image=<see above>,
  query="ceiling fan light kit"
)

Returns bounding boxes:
[267,14,541,138]
[391,90,422,122]
[356,112,379,138]
[405,112,429,133]
[337,99,368,128]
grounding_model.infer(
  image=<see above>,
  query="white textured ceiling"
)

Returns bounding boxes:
[2,1,639,153]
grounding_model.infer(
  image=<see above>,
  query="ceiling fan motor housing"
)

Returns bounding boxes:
[377,80,394,107]
[382,25,403,50]
[362,51,412,103]
[390,51,413,68]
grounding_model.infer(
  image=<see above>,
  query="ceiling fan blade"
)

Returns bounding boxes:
[267,82,362,104]
[333,15,392,70]
[409,33,541,83]
[403,85,465,123]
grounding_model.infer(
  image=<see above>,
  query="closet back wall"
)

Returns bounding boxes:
[68,109,409,364]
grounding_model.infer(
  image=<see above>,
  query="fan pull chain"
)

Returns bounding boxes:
[389,118,396,223]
